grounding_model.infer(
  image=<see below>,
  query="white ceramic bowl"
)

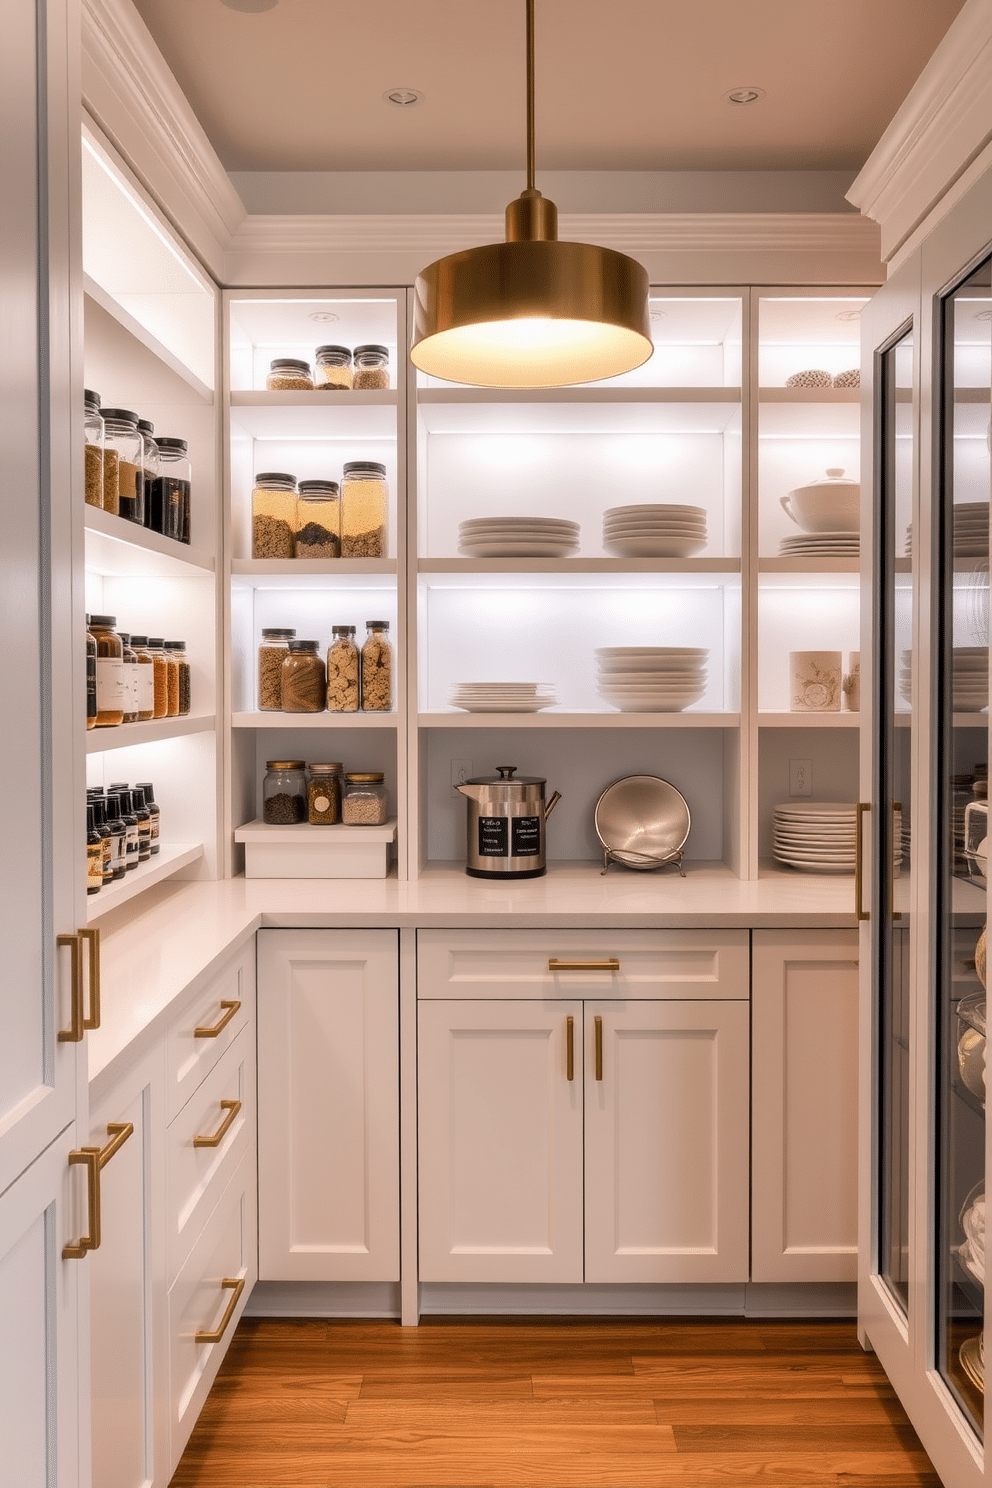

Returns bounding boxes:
[781,468,860,534]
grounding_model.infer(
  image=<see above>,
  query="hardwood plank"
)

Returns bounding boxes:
[673,1422,926,1452]
[345,1397,660,1426]
[654,1396,918,1426]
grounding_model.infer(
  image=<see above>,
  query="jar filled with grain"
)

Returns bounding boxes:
[146,637,170,719]
[84,390,104,508]
[353,344,390,390]
[314,345,353,390]
[342,772,389,825]
[341,460,387,557]
[102,409,142,519]
[326,625,359,712]
[90,614,125,727]
[85,617,97,730]
[281,639,326,712]
[267,358,313,391]
[153,438,190,543]
[360,619,393,711]
[118,632,139,724]
[137,419,157,530]
[307,762,342,824]
[165,640,190,716]
[252,471,297,559]
[257,628,295,711]
[127,635,156,721]
[263,761,307,823]
[296,480,341,558]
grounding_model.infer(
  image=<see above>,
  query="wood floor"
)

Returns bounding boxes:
[169,1316,943,1488]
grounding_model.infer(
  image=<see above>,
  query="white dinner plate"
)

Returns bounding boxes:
[459,540,580,557]
[604,538,708,557]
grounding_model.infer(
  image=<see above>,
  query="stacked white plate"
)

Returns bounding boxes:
[772,802,860,874]
[602,504,707,558]
[595,646,708,712]
[449,681,557,713]
[458,516,579,558]
[906,502,989,558]
[779,531,859,558]
[900,647,988,710]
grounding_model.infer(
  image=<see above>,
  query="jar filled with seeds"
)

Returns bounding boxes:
[262,761,307,824]
[314,345,353,390]
[152,438,190,542]
[307,762,342,824]
[267,357,313,391]
[353,344,390,390]
[90,614,125,727]
[360,619,393,711]
[137,419,157,529]
[102,408,142,519]
[252,471,297,559]
[165,640,191,715]
[296,480,341,558]
[118,632,139,724]
[341,460,387,557]
[342,771,389,825]
[326,625,359,712]
[281,639,326,712]
[128,635,156,721]
[161,641,180,717]
[84,390,104,508]
[258,628,295,711]
[146,637,170,719]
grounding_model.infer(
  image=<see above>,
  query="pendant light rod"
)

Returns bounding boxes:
[526,0,536,193]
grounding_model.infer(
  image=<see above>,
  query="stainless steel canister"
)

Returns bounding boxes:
[454,765,561,879]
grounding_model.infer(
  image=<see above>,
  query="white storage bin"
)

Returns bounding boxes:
[234,818,396,878]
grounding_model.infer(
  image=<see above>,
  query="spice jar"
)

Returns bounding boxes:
[342,772,389,825]
[314,345,353,390]
[84,390,104,508]
[89,793,113,885]
[360,620,393,711]
[263,761,307,823]
[102,408,142,519]
[128,635,156,721]
[85,617,97,730]
[146,637,170,719]
[326,625,359,712]
[163,641,188,716]
[266,358,313,391]
[307,762,342,824]
[252,471,297,559]
[134,782,161,855]
[118,632,139,724]
[341,460,387,557]
[353,344,390,390]
[86,803,103,896]
[152,438,190,543]
[296,480,341,558]
[102,793,127,880]
[258,628,295,711]
[90,614,125,727]
[136,419,157,529]
[281,639,326,712]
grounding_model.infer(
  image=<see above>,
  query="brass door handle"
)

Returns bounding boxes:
[80,927,101,1029]
[855,803,870,922]
[892,802,903,922]
[58,933,84,1042]
[194,1099,242,1149]
[595,1015,603,1081]
[194,1000,241,1039]
[549,958,620,972]
[566,1016,574,1081]
[196,1276,245,1344]
[62,1121,133,1258]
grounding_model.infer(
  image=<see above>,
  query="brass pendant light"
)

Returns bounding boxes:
[409,0,652,388]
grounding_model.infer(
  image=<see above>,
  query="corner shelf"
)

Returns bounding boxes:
[85,843,203,921]
[86,715,217,754]
[85,506,215,577]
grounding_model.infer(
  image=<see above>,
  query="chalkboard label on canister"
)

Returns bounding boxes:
[511,816,541,856]
[478,815,508,857]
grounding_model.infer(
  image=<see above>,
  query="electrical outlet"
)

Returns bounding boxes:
[790,759,813,797]
[450,759,473,788]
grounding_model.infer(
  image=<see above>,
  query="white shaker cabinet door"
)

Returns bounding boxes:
[751,929,859,1282]
[584,1001,750,1283]
[257,929,399,1282]
[418,999,584,1283]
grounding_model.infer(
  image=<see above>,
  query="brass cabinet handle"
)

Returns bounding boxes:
[62,1121,133,1258]
[855,803,870,922]
[566,1016,574,1081]
[194,1000,241,1039]
[195,1276,245,1344]
[79,927,101,1030]
[595,1015,603,1081]
[549,958,620,972]
[58,933,85,1042]
[193,1099,242,1149]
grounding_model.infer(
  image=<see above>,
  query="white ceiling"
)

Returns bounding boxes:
[131,0,966,178]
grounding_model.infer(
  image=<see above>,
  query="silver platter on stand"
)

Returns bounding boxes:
[594,775,691,875]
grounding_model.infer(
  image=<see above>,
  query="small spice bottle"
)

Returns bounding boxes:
[89,793,113,885]
[281,639,326,713]
[314,345,353,390]
[153,438,190,543]
[86,803,103,896]
[326,625,360,712]
[165,640,191,715]
[307,762,343,824]
[252,471,297,559]
[262,761,307,824]
[266,358,313,391]
[134,782,161,855]
[90,614,125,727]
[117,632,139,724]
[353,344,390,390]
[103,409,143,522]
[360,620,393,711]
[136,419,157,529]
[84,390,104,508]
[127,635,156,721]
[146,637,170,719]
[112,790,140,871]
[102,794,127,880]
[341,772,389,825]
[161,642,181,717]
[130,787,152,862]
[341,460,387,557]
[85,617,97,730]
[258,628,295,711]
[296,480,341,558]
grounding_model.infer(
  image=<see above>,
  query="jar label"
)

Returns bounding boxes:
[478,816,508,857]
[313,795,331,812]
[96,656,125,708]
[138,664,155,713]
[511,817,541,856]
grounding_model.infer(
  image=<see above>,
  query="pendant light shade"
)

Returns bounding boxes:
[409,6,652,388]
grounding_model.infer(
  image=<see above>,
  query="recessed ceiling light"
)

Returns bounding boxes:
[309,310,339,324]
[650,312,666,322]
[974,308,992,321]
[724,86,765,105]
[384,88,424,108]
[836,309,862,322]
[220,0,278,12]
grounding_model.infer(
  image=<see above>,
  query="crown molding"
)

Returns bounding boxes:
[847,0,992,262]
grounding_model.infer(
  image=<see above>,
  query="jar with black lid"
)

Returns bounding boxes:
[165,640,191,715]
[128,636,156,721]
[86,804,103,895]
[314,345,353,390]
[263,761,307,823]
[296,480,340,557]
[267,358,313,391]
[88,793,113,884]
[360,620,392,711]
[117,632,139,723]
[137,418,157,529]
[252,471,297,559]
[134,782,161,854]
[153,438,190,543]
[341,460,387,557]
[326,625,359,711]
[85,616,97,729]
[84,390,104,508]
[353,344,390,390]
[103,409,143,521]
[281,639,326,713]
[102,794,127,880]
[307,762,342,824]
[90,615,125,727]
[162,642,182,717]
[146,637,169,719]
[258,628,295,711]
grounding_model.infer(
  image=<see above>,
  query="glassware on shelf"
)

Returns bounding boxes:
[257,628,295,711]
[90,614,125,727]
[102,408,142,520]
[262,761,307,823]
[152,438,190,543]
[341,771,388,825]
[314,345,352,390]
[88,793,112,885]
[136,419,157,530]
[295,480,340,558]
[341,460,386,557]
[86,803,103,895]
[134,782,160,855]
[101,793,127,881]
[118,632,139,724]
[353,344,390,389]
[128,636,156,721]
[85,617,97,730]
[326,625,359,712]
[280,639,325,712]
[84,389,104,508]
[266,358,313,391]
[307,763,342,824]
[146,637,169,719]
[252,471,297,559]
[360,620,392,711]
[163,641,188,716]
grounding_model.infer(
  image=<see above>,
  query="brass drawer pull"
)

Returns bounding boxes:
[549,958,620,973]
[196,1276,245,1344]
[194,1098,242,1149]
[194,1000,241,1039]
[58,933,84,1042]
[595,1015,603,1081]
[62,1121,133,1258]
[566,1016,574,1081]
[855,803,870,922]
[80,927,101,1030]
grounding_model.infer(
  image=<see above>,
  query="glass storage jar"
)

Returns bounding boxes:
[127,636,156,721]
[280,639,326,712]
[360,619,392,711]
[353,344,390,390]
[258,627,295,711]
[164,640,190,715]
[146,637,169,719]
[252,471,297,559]
[342,772,389,825]
[314,345,353,390]
[136,419,157,529]
[88,793,112,885]
[341,460,386,557]
[152,438,190,542]
[118,632,139,724]
[85,618,97,729]
[102,408,142,519]
[295,480,341,557]
[307,762,342,824]
[326,625,359,711]
[90,614,125,727]
[263,761,307,824]
[84,390,104,508]
[267,358,313,391]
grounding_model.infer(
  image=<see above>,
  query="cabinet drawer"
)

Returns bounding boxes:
[168,1152,256,1473]
[417,928,749,1001]
[167,1026,255,1282]
[167,943,254,1122]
